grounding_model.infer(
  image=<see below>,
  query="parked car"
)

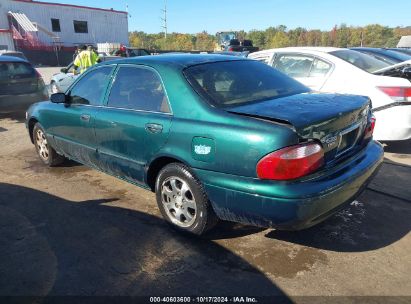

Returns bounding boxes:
[213,51,250,57]
[26,55,383,235]
[351,47,411,65]
[0,50,28,61]
[386,48,411,56]
[0,56,48,112]
[249,47,411,141]
[113,47,151,57]
[50,55,120,93]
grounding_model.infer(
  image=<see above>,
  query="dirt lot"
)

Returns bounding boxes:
[0,69,410,301]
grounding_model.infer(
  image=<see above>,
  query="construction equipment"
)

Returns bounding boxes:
[214,31,259,53]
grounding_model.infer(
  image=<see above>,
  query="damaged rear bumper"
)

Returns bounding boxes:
[193,141,384,230]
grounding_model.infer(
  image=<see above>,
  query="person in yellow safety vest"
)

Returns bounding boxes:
[73,44,100,74]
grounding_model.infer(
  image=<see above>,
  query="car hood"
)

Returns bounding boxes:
[52,72,67,80]
[227,92,371,144]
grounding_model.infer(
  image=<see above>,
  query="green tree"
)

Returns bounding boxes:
[268,31,290,48]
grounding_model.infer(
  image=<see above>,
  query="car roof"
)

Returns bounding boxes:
[0,50,24,54]
[98,53,245,69]
[0,55,28,63]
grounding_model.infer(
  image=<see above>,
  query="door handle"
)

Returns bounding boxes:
[80,114,91,122]
[145,123,163,134]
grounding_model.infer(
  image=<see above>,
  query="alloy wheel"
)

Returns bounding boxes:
[35,129,49,161]
[161,176,197,227]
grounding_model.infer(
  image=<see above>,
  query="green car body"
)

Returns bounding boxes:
[26,55,384,231]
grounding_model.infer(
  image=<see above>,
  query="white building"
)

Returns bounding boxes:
[0,0,128,53]
[397,36,411,48]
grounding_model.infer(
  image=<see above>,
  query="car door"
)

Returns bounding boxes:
[273,53,332,91]
[47,65,115,166]
[94,64,172,185]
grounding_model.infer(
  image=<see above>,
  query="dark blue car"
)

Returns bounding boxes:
[351,47,411,65]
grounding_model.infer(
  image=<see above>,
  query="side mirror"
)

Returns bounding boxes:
[401,67,411,79]
[50,93,68,104]
[60,68,68,73]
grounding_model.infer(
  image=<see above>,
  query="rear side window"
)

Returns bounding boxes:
[0,62,35,79]
[69,66,113,105]
[107,66,170,113]
[184,60,309,108]
[310,59,332,77]
[274,54,314,77]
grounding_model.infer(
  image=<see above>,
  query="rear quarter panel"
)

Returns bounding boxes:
[153,64,299,178]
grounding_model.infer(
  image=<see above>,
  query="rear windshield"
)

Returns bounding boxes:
[184,60,309,108]
[0,62,35,79]
[330,50,389,73]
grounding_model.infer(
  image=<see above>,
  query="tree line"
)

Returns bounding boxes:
[129,24,411,51]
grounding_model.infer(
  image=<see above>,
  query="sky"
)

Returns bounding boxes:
[38,0,411,33]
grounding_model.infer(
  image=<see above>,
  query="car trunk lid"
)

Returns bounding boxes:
[227,92,371,163]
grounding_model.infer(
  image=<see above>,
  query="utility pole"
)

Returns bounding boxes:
[160,0,167,40]
[360,31,364,47]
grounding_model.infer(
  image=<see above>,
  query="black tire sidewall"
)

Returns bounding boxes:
[155,163,212,235]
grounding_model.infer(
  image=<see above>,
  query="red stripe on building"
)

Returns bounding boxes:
[0,29,11,33]
[13,0,128,15]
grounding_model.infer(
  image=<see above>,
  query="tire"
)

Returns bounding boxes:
[155,163,218,236]
[33,123,65,167]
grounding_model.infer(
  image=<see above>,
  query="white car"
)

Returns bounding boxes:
[249,47,411,141]
[50,55,120,93]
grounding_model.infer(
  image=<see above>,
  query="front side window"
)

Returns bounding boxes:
[107,66,170,113]
[73,20,88,33]
[184,60,309,108]
[51,18,60,32]
[274,54,315,78]
[69,66,113,105]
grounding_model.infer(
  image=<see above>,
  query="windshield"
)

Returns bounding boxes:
[219,33,236,45]
[184,60,310,108]
[330,50,390,73]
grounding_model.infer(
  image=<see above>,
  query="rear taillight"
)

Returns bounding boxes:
[228,47,234,51]
[256,142,324,180]
[378,86,411,102]
[364,115,376,139]
[35,69,42,78]
[34,69,45,90]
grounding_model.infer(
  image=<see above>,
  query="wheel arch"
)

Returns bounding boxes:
[146,155,191,192]
[28,117,39,144]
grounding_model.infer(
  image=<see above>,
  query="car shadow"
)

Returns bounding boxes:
[0,182,290,300]
[204,221,267,240]
[0,109,27,123]
[382,139,411,154]
[266,158,411,253]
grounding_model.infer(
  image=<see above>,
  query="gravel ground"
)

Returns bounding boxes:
[0,70,410,301]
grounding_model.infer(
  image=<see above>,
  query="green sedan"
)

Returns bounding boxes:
[26,55,384,235]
